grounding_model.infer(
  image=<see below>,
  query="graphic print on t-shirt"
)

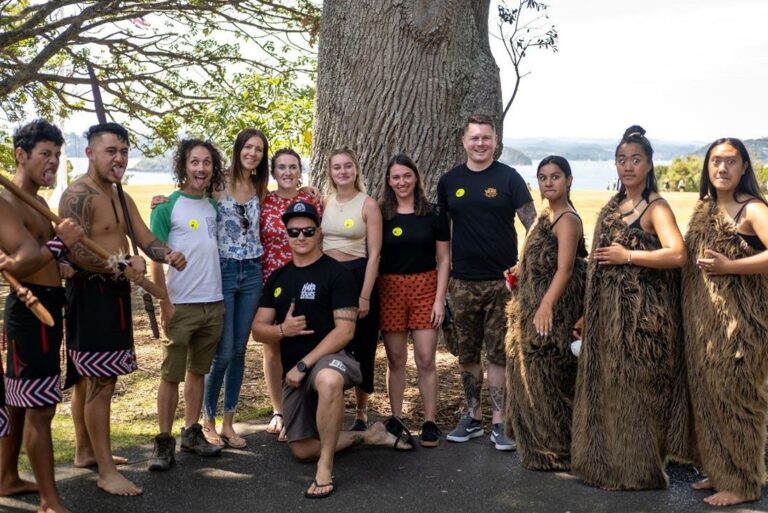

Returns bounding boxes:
[300,282,316,300]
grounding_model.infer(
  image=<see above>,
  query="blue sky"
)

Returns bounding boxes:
[493,0,768,142]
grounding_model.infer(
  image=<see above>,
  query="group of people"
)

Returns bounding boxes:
[0,114,765,511]
[507,125,768,508]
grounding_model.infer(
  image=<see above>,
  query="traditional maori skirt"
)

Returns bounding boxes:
[571,197,687,490]
[682,199,768,500]
[4,284,65,407]
[505,211,587,470]
[64,271,137,387]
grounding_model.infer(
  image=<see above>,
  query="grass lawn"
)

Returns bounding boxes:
[8,188,700,470]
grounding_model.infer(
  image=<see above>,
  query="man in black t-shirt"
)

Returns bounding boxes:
[437,114,535,451]
[251,201,411,499]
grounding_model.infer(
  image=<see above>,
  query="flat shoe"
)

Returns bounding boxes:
[220,434,247,449]
[266,412,283,434]
[305,479,335,499]
[202,426,224,447]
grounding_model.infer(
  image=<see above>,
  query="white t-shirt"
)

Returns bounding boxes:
[150,191,223,304]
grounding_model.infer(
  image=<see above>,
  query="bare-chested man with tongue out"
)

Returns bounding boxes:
[59,122,187,496]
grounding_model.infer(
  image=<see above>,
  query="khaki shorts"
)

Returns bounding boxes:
[162,302,224,383]
[283,351,362,443]
[448,278,508,366]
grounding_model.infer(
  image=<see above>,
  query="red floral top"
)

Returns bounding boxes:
[260,191,323,280]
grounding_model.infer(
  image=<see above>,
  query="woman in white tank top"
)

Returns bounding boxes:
[321,147,382,431]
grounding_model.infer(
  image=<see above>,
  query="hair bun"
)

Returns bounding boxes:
[623,125,646,139]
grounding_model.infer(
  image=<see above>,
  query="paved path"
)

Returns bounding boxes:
[1,417,766,513]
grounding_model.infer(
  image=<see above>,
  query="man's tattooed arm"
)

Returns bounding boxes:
[141,238,171,262]
[333,306,359,324]
[58,183,109,271]
[516,201,537,232]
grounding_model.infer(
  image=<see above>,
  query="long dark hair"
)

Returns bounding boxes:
[379,153,430,221]
[615,125,657,202]
[537,155,575,209]
[699,137,767,205]
[172,139,225,195]
[231,128,269,200]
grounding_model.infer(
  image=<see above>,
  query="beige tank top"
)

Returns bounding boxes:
[322,192,368,258]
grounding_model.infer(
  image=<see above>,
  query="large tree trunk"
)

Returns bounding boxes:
[310,0,503,199]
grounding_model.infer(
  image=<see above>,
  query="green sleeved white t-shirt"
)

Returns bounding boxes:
[150,191,223,304]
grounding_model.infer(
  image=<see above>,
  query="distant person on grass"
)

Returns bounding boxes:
[437,114,535,451]
[148,140,227,471]
[251,201,411,500]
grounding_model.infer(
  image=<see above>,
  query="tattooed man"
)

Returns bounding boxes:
[1,120,83,513]
[251,202,409,500]
[437,114,535,451]
[58,122,186,497]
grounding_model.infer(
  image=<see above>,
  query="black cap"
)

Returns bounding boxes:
[282,201,320,226]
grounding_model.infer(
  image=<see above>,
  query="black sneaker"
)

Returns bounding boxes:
[420,421,441,448]
[181,423,222,457]
[148,433,176,471]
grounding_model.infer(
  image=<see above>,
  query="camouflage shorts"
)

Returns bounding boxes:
[448,278,508,366]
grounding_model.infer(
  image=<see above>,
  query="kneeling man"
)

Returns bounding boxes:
[252,201,409,500]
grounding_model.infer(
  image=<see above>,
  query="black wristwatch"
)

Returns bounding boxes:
[296,360,308,373]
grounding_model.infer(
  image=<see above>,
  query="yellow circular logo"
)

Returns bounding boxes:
[274,287,282,298]
[392,227,403,237]
[344,218,355,229]
[455,188,465,198]
[189,219,199,230]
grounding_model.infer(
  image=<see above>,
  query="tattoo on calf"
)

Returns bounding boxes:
[143,238,170,262]
[490,385,505,413]
[85,376,117,403]
[461,371,482,412]
[516,202,537,231]
[334,307,359,323]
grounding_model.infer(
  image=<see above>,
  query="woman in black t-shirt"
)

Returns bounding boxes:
[377,154,450,448]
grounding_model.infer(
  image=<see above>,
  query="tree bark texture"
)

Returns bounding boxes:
[310,0,503,199]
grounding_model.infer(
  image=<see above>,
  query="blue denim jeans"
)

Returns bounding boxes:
[203,258,262,418]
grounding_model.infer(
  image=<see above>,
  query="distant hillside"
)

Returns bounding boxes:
[694,137,768,162]
[499,146,532,165]
[507,138,701,162]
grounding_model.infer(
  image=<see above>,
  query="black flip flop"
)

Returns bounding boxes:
[305,479,335,499]
[386,416,416,451]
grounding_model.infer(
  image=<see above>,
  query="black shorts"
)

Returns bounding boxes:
[4,284,65,407]
[339,258,380,394]
[65,272,137,387]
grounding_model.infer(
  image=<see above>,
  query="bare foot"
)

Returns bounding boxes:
[364,421,412,450]
[74,454,128,468]
[96,471,142,496]
[38,499,74,513]
[691,478,714,490]
[0,477,38,496]
[278,427,287,443]
[266,413,284,435]
[305,479,334,499]
[703,490,751,507]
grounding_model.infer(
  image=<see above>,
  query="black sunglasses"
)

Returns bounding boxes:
[286,227,317,238]
[235,204,250,231]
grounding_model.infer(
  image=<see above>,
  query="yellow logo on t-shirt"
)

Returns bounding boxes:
[455,188,465,198]
[189,219,199,230]
[274,287,282,298]
[392,227,403,237]
[344,218,355,229]
[484,187,497,198]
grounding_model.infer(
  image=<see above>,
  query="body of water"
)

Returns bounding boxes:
[67,158,662,191]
